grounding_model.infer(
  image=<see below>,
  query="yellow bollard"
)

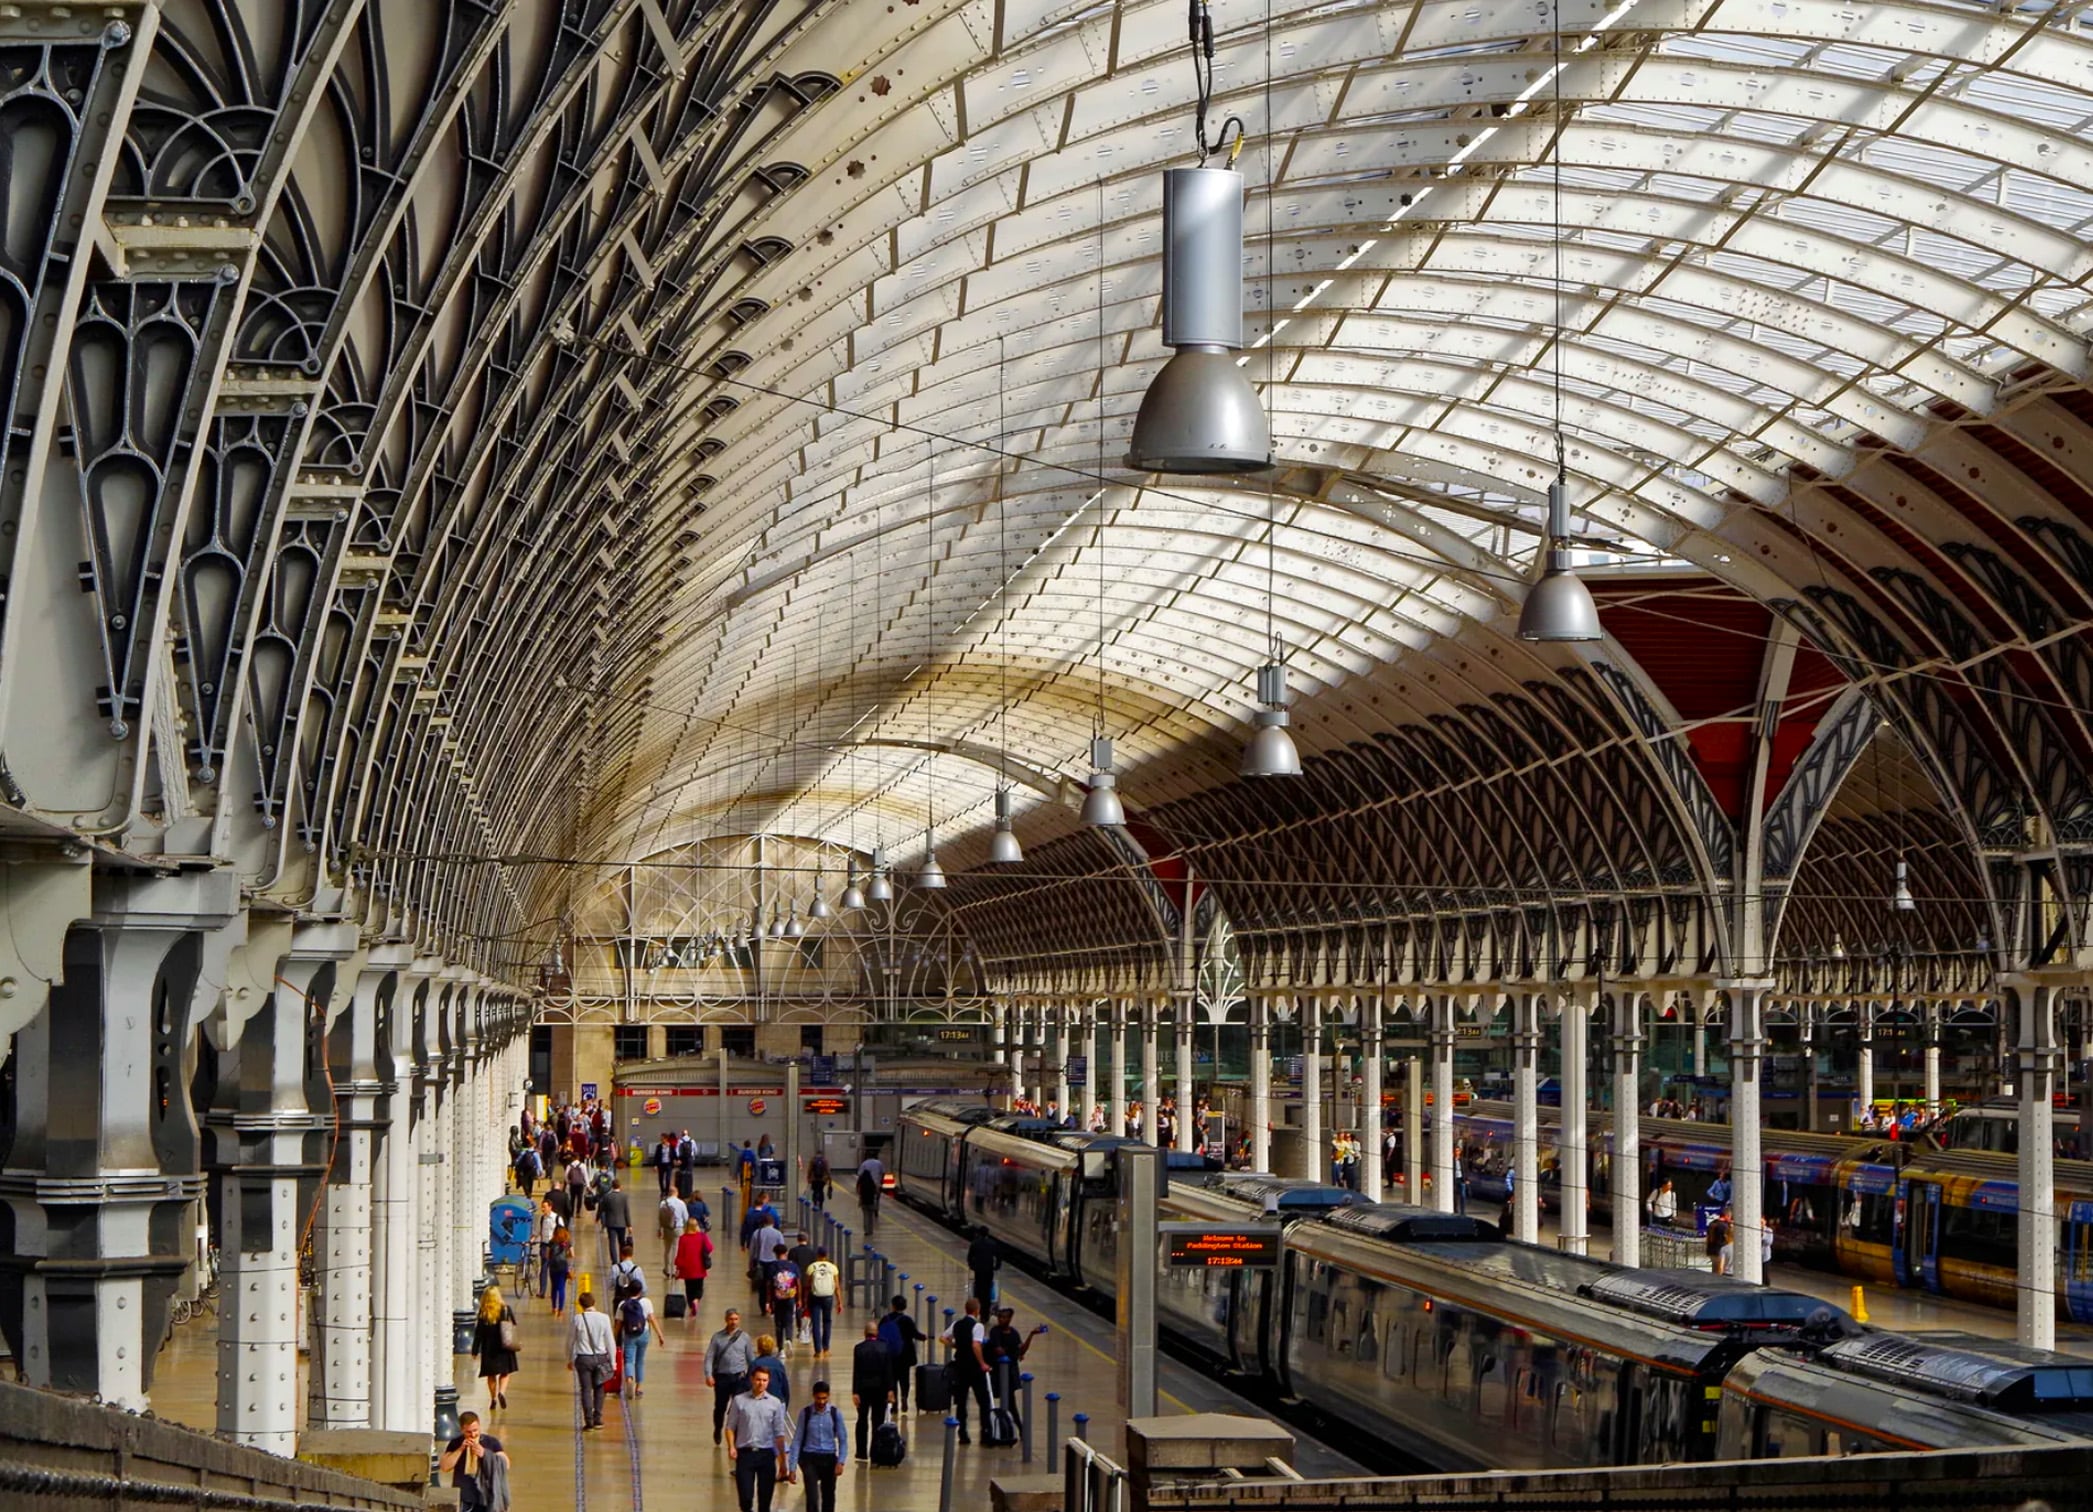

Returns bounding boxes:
[580,1272,594,1298]
[1850,1284,1869,1324]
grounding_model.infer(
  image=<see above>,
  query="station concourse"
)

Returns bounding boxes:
[4,0,2093,1506]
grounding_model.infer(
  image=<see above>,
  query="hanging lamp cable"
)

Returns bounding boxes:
[999,334,1010,790]
[1189,0,1245,165]
[1095,177,1108,743]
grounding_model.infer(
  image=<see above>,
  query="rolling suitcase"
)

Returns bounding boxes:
[915,1362,952,1412]
[664,1291,687,1319]
[870,1420,907,1467]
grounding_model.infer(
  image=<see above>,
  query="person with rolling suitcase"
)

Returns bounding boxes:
[945,1299,991,1444]
[850,1320,895,1459]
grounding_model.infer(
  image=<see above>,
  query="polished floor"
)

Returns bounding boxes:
[149,1194,1363,1510]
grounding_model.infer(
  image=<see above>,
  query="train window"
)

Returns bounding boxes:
[1474,1354,1507,1424]
[1844,1190,1896,1245]
[1330,1301,1350,1351]
[1306,1279,1331,1342]
[1383,1322,1406,1380]
[1940,1204,2017,1270]
[1357,1312,1379,1366]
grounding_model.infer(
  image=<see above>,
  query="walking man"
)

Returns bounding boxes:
[850,1320,895,1455]
[565,1291,616,1431]
[599,1176,633,1265]
[706,1307,758,1445]
[966,1227,1000,1312]
[725,1365,794,1512]
[805,1247,840,1356]
[787,1380,847,1512]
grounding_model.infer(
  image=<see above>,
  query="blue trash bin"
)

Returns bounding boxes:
[489,1195,533,1266]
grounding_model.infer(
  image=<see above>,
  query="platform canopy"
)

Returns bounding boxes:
[9,0,2093,994]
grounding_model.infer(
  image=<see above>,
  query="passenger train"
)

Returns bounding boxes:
[897,1101,2093,1471]
[1450,1102,2093,1321]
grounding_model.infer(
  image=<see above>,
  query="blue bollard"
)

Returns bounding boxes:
[938,1416,961,1512]
[914,1281,926,1336]
[1072,1411,1090,1445]
[1020,1371,1035,1463]
[1046,1392,1060,1455]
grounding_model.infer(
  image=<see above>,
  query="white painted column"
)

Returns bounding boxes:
[1692,996,1708,1079]
[1361,995,1384,1201]
[212,917,320,1457]
[1174,1000,1196,1153]
[1028,1005,1047,1110]
[2014,978,2059,1349]
[1560,993,1589,1255]
[1301,996,1324,1181]
[992,998,1008,1067]
[1429,995,1456,1214]
[1611,991,1643,1268]
[1082,1003,1100,1128]
[1109,999,1130,1137]
[1856,1007,1875,1118]
[1924,1011,1942,1113]
[1403,1053,1424,1200]
[1730,985,1767,1284]
[299,926,372,1431]
[1054,1004,1072,1122]
[371,964,421,1432]
[1249,996,1272,1171]
[1512,993,1540,1244]
[1140,1000,1160,1144]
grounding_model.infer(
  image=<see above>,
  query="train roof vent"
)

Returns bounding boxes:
[1216,1176,1363,1213]
[1319,1203,1497,1242]
[1580,1270,1857,1332]
[984,1115,1059,1137]
[1822,1333,2093,1410]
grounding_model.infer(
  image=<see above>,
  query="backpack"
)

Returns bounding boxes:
[619,1296,648,1340]
[878,1313,907,1359]
[660,1198,681,1230]
[808,1154,829,1183]
[870,1419,907,1467]
[773,1267,800,1303]
[797,1405,843,1454]
[612,1260,642,1300]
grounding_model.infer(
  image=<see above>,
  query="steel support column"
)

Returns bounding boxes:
[1140,999,1160,1144]
[1429,995,1456,1214]
[1109,999,1130,1137]
[1053,1003,1072,1125]
[1249,996,1271,1172]
[1174,997,1196,1153]
[1301,996,1323,1182]
[1361,995,1384,1200]
[1082,1002,1099,1130]
[2010,977,2060,1349]
[1729,984,1768,1284]
[367,950,419,1434]
[294,923,368,1431]
[1511,992,1540,1244]
[1559,992,1589,1254]
[0,870,236,1411]
[1857,1008,1875,1119]
[1611,991,1644,1268]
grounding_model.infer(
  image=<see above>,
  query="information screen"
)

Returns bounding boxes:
[1163,1228,1281,1269]
[803,1095,849,1115]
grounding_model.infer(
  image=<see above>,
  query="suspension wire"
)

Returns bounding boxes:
[1189,0,1245,165]
[1095,177,1108,743]
[1552,0,1566,489]
[999,334,1011,791]
[926,444,937,841]
[1263,0,1279,669]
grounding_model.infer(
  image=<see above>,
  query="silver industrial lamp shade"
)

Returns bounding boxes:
[988,787,1024,864]
[1080,735,1127,827]
[1517,481,1603,642]
[808,890,833,920]
[1240,660,1302,778]
[865,846,894,904]
[916,848,948,890]
[1891,858,1916,912]
[1127,167,1271,474]
[839,874,867,911]
[768,913,787,939]
[784,907,806,939]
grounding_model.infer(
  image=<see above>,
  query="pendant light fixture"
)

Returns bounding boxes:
[1126,2,1269,473]
[1891,857,1916,913]
[1238,38,1300,781]
[866,845,894,904]
[769,911,786,939]
[917,444,949,888]
[839,861,867,912]
[785,904,806,939]
[808,884,833,921]
[1517,20,1603,644]
[990,334,1025,864]
[1083,183,1127,829]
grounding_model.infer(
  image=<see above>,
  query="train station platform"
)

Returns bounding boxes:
[145,1195,1362,1511]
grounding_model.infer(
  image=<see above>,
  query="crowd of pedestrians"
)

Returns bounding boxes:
[498,1114,1057,1512]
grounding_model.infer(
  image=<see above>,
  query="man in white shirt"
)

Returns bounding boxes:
[566,1290,617,1430]
[660,1191,689,1273]
[804,1247,840,1357]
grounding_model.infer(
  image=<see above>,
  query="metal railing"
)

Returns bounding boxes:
[1065,1438,1129,1512]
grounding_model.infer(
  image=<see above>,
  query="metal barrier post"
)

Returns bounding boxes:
[1046,1392,1060,1457]
[1020,1371,1035,1463]
[914,1281,926,1336]
[924,1295,937,1342]
[1072,1411,1089,1444]
[938,1416,961,1512]
[882,1254,897,1301]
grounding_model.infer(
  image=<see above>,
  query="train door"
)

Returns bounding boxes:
[1899,1177,1942,1291]
[2066,1202,2093,1323]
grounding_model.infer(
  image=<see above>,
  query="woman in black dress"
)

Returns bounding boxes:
[472,1284,521,1410]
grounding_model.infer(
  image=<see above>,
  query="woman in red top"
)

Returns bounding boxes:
[673,1217,715,1319]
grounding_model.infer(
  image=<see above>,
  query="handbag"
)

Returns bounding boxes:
[498,1308,520,1352]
